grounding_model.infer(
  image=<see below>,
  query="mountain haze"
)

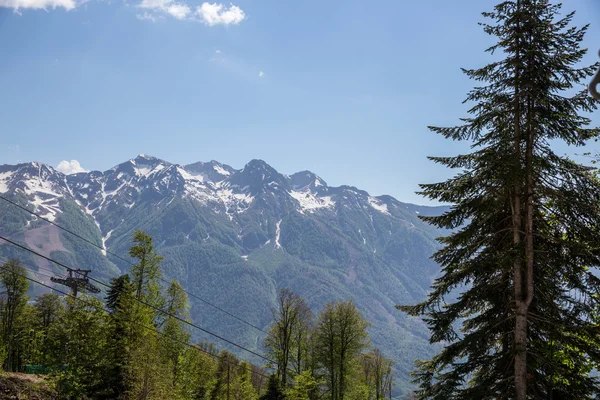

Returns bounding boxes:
[0,155,446,392]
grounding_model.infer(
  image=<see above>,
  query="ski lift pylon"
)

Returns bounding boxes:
[50,268,101,298]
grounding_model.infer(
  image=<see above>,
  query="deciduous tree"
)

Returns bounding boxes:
[0,259,29,371]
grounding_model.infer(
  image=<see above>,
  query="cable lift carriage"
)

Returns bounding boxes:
[50,268,101,298]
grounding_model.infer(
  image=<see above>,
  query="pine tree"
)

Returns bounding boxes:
[211,350,240,400]
[259,374,285,400]
[107,274,133,312]
[105,274,136,399]
[124,231,170,400]
[161,280,191,397]
[129,229,164,308]
[398,1,600,399]
[105,231,170,400]
[237,361,259,400]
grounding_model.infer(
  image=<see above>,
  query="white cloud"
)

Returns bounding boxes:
[0,0,76,11]
[138,0,168,8]
[138,0,190,20]
[1,0,244,24]
[56,160,88,175]
[166,2,189,19]
[258,71,264,78]
[215,49,221,54]
[197,2,245,26]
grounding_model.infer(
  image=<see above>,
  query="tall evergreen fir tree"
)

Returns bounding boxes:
[161,280,192,397]
[398,1,600,399]
[129,229,164,308]
[105,274,135,399]
[237,361,260,400]
[259,375,285,400]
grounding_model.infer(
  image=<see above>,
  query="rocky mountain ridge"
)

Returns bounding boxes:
[0,155,447,394]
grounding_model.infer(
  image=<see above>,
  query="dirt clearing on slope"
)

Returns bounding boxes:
[0,372,56,400]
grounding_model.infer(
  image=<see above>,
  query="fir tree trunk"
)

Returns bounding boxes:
[512,2,529,399]
[512,82,529,400]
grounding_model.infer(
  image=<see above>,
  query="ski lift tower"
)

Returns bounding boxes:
[51,269,101,298]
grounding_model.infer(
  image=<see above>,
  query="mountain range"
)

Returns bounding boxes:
[0,155,448,393]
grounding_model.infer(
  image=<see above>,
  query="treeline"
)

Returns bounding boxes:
[0,230,392,399]
[1,230,263,399]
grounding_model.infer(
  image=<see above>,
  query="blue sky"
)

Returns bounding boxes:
[0,0,598,205]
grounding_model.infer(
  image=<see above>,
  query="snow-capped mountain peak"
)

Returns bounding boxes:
[184,160,235,183]
[229,159,289,195]
[0,162,70,221]
[288,170,327,191]
[0,156,423,236]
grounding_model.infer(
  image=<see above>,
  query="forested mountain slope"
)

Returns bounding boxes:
[0,155,448,390]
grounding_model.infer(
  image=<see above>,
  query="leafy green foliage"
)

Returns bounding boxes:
[285,370,320,400]
[0,260,29,372]
[2,231,397,400]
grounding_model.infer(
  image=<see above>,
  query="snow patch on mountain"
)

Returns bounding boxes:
[20,169,63,197]
[0,171,14,193]
[216,187,255,218]
[213,164,231,176]
[219,189,254,205]
[101,229,113,256]
[289,190,335,213]
[138,162,165,177]
[368,197,391,215]
[358,229,366,245]
[274,220,282,249]
[31,194,62,222]
[177,166,204,182]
